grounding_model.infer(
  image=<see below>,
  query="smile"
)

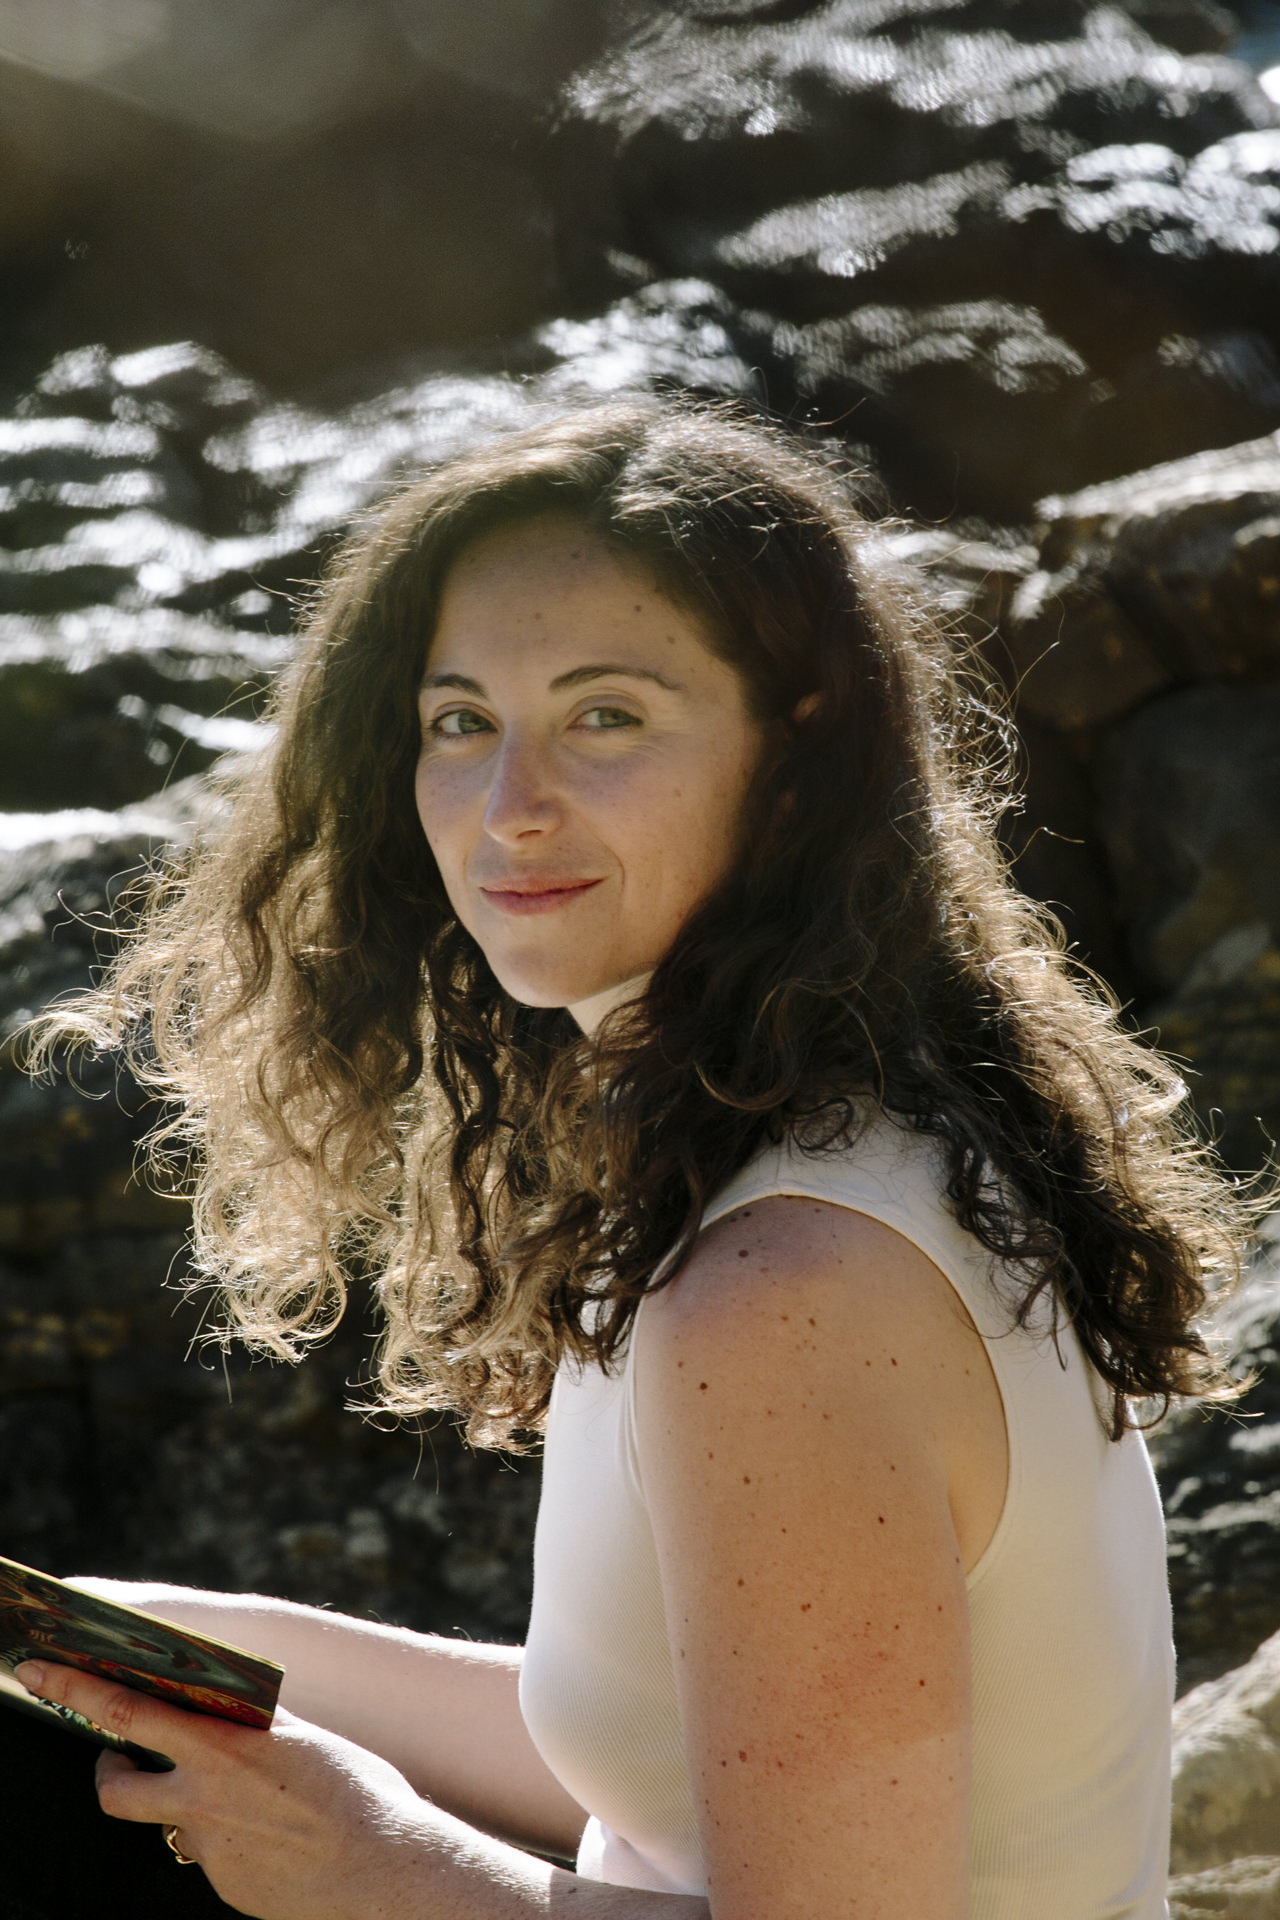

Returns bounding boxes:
[478,879,604,916]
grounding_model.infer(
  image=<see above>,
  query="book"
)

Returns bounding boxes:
[0,1554,283,1770]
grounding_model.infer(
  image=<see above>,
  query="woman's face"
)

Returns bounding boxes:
[416,513,765,1031]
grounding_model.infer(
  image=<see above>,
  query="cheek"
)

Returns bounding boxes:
[414,760,465,872]
[628,756,755,917]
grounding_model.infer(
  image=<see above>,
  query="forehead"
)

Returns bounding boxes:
[426,514,717,669]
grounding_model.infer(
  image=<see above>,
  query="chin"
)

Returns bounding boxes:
[491,965,604,1010]
[490,956,643,1019]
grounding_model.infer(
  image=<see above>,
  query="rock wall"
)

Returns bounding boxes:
[1169,1618,1280,1913]
[1,0,1280,1691]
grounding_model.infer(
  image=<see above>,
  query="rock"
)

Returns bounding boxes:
[999,560,1170,731]
[1037,431,1280,683]
[1170,1854,1280,1918]
[1096,683,1280,996]
[0,780,217,1254]
[534,276,763,400]
[1145,939,1280,1174]
[868,522,1037,647]
[0,347,533,631]
[0,411,195,550]
[763,297,1096,520]
[0,0,599,134]
[0,2,603,390]
[564,4,1272,261]
[560,5,1280,513]
[0,607,283,810]
[1150,1228,1280,1692]
[0,1233,540,1641]
[0,286,762,617]
[1171,1628,1280,1874]
[1001,718,1137,993]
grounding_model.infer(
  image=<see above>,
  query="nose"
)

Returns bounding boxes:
[482,731,563,846]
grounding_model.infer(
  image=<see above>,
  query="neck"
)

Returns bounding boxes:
[567,974,650,1036]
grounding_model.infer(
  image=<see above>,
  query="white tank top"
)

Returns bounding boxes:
[520,1119,1173,1918]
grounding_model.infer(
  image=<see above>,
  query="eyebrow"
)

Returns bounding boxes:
[420,663,686,696]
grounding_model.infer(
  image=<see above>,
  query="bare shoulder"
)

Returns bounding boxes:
[637,1193,1007,1576]
[641,1192,985,1411]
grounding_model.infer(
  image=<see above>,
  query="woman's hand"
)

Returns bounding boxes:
[46,1583,588,1860]
[15,1658,444,1920]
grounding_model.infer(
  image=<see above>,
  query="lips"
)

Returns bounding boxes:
[478,877,604,916]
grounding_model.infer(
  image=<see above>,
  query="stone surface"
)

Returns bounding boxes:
[1170,1854,1280,1918]
[0,2,603,389]
[0,780,217,1250]
[558,2,1280,514]
[999,560,1171,731]
[1145,940,1280,1176]
[1172,1627,1280,1874]
[0,1229,540,1642]
[762,297,1098,520]
[1037,432,1280,683]
[1096,682,1280,997]
[1151,1229,1280,1693]
[0,609,282,810]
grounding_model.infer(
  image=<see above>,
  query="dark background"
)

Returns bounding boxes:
[1,0,1279,1691]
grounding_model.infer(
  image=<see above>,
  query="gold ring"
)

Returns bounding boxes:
[163,1824,197,1866]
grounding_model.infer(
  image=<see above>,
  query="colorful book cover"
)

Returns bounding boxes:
[0,1554,283,1768]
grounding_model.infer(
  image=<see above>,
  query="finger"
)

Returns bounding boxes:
[94,1746,181,1824]
[14,1660,213,1766]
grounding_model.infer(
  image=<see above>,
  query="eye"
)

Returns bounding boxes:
[576,704,641,731]
[430,706,494,737]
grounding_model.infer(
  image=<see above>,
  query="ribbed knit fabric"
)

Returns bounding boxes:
[519,1119,1173,1917]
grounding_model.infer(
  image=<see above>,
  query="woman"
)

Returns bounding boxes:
[15,396,1248,1918]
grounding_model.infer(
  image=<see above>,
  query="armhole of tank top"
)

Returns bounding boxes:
[626,1173,1025,1594]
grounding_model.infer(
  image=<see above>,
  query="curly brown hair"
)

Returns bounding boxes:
[22,395,1252,1445]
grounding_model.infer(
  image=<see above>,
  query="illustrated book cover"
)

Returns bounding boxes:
[0,1553,283,1768]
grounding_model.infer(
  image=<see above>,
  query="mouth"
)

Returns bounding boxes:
[478,878,604,916]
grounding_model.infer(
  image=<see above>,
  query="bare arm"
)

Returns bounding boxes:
[631,1196,997,1920]
[65,1581,587,1858]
